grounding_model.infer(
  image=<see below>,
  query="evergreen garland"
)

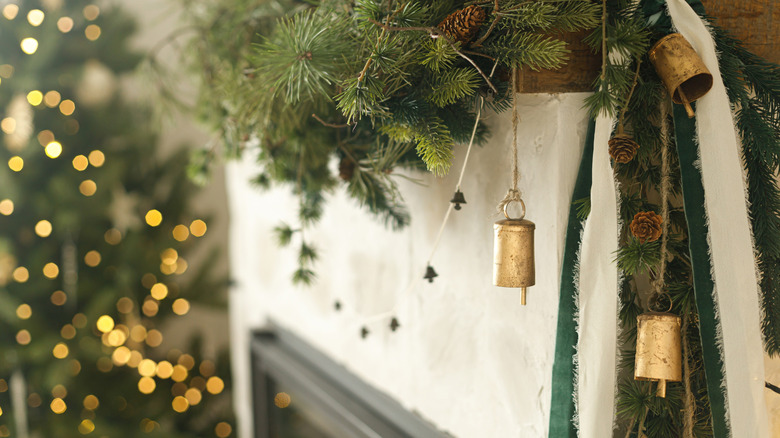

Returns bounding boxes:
[182,0,600,283]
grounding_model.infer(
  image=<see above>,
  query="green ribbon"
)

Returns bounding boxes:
[548,119,595,437]
[672,104,730,437]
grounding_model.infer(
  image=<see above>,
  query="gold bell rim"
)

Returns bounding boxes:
[648,33,685,59]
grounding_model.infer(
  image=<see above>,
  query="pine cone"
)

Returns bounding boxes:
[338,156,355,181]
[608,134,640,164]
[630,211,663,243]
[438,5,486,44]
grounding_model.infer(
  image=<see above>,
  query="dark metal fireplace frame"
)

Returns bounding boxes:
[250,323,450,438]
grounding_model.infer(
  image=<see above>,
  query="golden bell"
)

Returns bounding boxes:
[649,33,713,118]
[634,312,682,398]
[493,200,535,305]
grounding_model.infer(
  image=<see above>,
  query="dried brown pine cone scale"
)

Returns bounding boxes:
[438,5,487,44]
[630,211,663,243]
[608,134,640,164]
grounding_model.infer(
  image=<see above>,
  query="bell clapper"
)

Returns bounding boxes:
[521,287,527,306]
[657,379,667,398]
[677,87,695,119]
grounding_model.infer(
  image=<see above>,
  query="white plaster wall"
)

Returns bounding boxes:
[227,92,780,437]
[228,93,589,438]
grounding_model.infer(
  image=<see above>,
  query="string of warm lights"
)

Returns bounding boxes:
[0,3,232,437]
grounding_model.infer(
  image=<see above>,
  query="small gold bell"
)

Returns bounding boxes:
[634,312,682,397]
[649,33,713,118]
[493,200,535,305]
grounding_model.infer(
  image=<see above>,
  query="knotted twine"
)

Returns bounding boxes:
[497,67,523,215]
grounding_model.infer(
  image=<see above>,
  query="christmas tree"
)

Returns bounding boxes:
[0,1,233,436]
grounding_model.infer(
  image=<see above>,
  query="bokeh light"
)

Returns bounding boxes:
[138,377,155,394]
[150,283,168,300]
[44,91,61,107]
[12,267,29,282]
[60,324,76,340]
[190,219,207,237]
[35,220,53,237]
[172,224,189,241]
[156,361,173,379]
[43,262,59,279]
[215,422,232,438]
[274,392,291,408]
[172,298,190,315]
[15,304,31,319]
[184,388,202,405]
[145,209,162,227]
[146,329,163,347]
[78,419,95,434]
[104,228,122,245]
[45,141,62,158]
[37,129,54,145]
[83,5,100,20]
[171,396,188,413]
[73,313,87,328]
[72,155,88,171]
[206,377,225,395]
[84,250,101,267]
[20,38,38,54]
[96,315,114,333]
[52,342,69,359]
[8,156,23,172]
[138,359,156,377]
[59,100,75,116]
[27,9,44,26]
[0,200,13,216]
[51,290,67,306]
[79,179,97,196]
[16,330,31,345]
[0,118,15,134]
[117,297,134,314]
[57,17,74,33]
[83,395,99,410]
[50,398,66,414]
[171,365,187,382]
[2,4,19,20]
[27,90,43,106]
[85,24,101,41]
[88,150,104,166]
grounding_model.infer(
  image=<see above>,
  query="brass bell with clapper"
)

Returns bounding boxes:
[493,199,535,305]
[649,33,713,118]
[634,295,682,398]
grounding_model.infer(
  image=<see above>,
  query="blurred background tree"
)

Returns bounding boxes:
[0,1,233,436]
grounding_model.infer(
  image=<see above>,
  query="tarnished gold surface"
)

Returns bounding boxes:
[634,312,682,398]
[493,219,535,304]
[649,33,713,112]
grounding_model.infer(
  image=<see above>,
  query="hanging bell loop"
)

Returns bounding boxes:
[634,312,682,398]
[493,200,535,305]
[450,190,467,210]
[649,33,713,119]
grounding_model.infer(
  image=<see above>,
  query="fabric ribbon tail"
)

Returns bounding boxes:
[548,119,595,437]
[575,113,620,438]
[667,0,771,436]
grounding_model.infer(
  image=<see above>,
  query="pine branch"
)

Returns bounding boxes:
[484,32,569,70]
[428,67,481,107]
[254,11,351,104]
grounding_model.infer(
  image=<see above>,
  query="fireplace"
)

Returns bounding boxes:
[250,324,449,438]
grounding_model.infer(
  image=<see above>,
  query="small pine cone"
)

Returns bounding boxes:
[630,211,663,243]
[608,134,640,164]
[338,156,355,181]
[438,5,487,44]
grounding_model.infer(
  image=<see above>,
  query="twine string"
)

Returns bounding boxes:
[497,67,522,215]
